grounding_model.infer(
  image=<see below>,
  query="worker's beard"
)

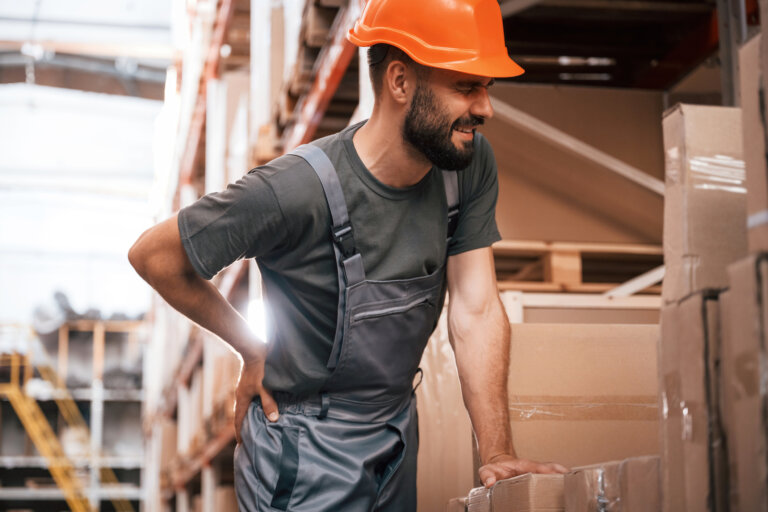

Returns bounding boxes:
[402,82,483,171]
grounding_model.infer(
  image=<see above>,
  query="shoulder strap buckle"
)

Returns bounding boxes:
[332,223,356,258]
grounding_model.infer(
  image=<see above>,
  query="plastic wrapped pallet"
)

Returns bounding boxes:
[565,461,621,511]
[722,255,768,511]
[659,291,728,512]
[661,104,746,304]
[564,456,659,512]
[467,473,564,512]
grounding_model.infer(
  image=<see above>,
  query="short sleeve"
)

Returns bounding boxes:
[447,133,502,256]
[177,169,289,280]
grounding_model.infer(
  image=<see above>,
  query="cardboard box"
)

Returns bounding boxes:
[418,321,659,511]
[503,324,659,471]
[619,455,660,512]
[661,104,746,303]
[659,291,728,512]
[565,461,621,511]
[722,255,768,511]
[467,473,564,512]
[447,497,468,512]
[564,456,660,512]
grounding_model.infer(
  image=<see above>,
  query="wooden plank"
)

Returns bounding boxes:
[497,281,662,294]
[603,265,666,298]
[92,322,105,382]
[492,239,663,256]
[282,0,364,150]
[57,326,69,386]
[543,250,582,287]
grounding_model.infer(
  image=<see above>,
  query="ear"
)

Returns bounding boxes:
[384,59,414,105]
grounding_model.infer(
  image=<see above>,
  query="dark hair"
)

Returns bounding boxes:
[367,43,428,97]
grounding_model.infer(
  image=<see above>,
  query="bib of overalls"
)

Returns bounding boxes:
[290,144,459,406]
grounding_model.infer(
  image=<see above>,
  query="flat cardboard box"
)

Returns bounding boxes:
[659,291,728,512]
[467,473,564,512]
[487,83,664,244]
[503,324,659,471]
[723,255,768,511]
[740,34,768,252]
[619,455,660,512]
[418,321,659,511]
[565,461,621,511]
[661,104,746,303]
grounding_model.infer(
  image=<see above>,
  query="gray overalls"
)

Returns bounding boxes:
[234,144,459,511]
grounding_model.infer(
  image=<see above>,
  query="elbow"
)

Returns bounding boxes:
[127,236,148,279]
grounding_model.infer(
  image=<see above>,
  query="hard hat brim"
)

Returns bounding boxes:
[348,31,525,79]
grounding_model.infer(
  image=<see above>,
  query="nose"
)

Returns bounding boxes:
[471,87,494,120]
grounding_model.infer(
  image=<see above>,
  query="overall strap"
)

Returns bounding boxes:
[289,144,364,370]
[442,170,460,241]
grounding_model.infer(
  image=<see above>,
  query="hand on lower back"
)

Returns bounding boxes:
[234,355,279,444]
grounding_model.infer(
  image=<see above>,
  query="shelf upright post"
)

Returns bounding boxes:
[90,321,106,511]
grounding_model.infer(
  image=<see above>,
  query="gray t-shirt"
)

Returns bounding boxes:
[178,121,501,395]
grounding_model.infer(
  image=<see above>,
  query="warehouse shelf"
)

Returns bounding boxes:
[6,387,145,402]
[0,320,146,511]
[0,486,144,501]
[0,455,144,469]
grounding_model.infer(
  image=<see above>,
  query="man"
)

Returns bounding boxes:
[129,0,567,509]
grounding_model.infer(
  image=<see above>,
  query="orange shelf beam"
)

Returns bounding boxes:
[282,0,365,151]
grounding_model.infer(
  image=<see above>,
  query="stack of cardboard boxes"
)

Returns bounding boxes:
[720,31,768,512]
[657,101,745,512]
[443,29,767,512]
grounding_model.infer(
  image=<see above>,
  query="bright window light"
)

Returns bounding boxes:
[247,298,268,343]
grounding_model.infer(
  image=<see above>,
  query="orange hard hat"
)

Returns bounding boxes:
[347,0,524,78]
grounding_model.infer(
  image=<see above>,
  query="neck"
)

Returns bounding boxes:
[352,108,432,188]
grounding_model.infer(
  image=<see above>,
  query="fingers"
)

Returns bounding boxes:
[260,387,280,422]
[478,463,523,488]
[478,459,570,488]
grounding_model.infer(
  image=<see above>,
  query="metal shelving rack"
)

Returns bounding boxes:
[0,321,146,511]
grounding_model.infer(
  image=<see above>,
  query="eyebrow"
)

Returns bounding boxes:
[455,78,496,88]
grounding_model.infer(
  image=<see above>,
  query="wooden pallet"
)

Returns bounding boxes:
[492,240,663,294]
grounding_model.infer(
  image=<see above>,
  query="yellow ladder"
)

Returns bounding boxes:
[0,353,90,512]
[37,363,135,512]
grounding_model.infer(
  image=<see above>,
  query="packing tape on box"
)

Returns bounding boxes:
[665,146,746,193]
[689,154,746,194]
[662,372,709,445]
[508,395,657,421]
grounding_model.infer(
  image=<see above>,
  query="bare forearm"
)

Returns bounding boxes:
[449,296,512,464]
[149,270,261,360]
[129,216,263,362]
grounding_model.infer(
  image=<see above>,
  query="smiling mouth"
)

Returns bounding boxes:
[453,127,475,134]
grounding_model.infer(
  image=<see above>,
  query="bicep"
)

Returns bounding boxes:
[446,246,499,317]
